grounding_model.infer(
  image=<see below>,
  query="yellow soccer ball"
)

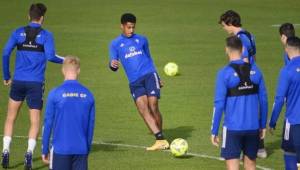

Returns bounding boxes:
[170,138,188,157]
[164,62,178,76]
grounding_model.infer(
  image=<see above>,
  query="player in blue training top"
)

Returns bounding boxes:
[42,56,95,170]
[269,37,300,170]
[219,10,257,65]
[1,3,64,170]
[218,10,268,159]
[279,23,296,65]
[211,36,268,170]
[109,13,169,151]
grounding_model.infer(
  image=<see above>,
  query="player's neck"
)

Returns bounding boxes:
[288,52,300,59]
[233,27,242,35]
[229,53,242,61]
[64,74,78,81]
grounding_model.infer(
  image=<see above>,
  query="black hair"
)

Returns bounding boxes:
[279,23,295,38]
[226,36,243,51]
[121,13,136,24]
[219,10,242,27]
[286,36,300,50]
[29,3,47,21]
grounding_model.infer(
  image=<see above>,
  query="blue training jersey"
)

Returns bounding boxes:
[269,56,300,128]
[109,34,157,83]
[211,59,268,135]
[2,22,64,82]
[236,29,256,64]
[42,80,95,155]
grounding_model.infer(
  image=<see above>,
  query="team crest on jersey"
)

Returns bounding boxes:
[129,46,136,52]
[120,43,125,47]
[135,39,139,43]
[296,68,300,72]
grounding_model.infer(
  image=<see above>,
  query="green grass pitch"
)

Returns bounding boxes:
[0,0,300,169]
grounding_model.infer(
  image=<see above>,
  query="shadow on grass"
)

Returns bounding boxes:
[9,156,47,170]
[164,126,195,142]
[91,140,128,153]
[265,136,282,157]
[172,155,194,159]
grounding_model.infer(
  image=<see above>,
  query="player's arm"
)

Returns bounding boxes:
[41,89,56,164]
[211,70,226,147]
[109,41,119,71]
[258,72,268,139]
[44,32,64,64]
[2,30,17,85]
[87,97,95,153]
[269,68,289,129]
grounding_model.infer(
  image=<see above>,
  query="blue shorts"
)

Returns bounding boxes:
[51,153,88,170]
[9,80,44,110]
[281,120,300,163]
[221,127,259,160]
[129,72,160,101]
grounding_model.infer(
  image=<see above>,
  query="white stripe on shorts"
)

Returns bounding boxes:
[153,72,160,89]
[49,147,54,169]
[284,119,291,141]
[222,126,227,148]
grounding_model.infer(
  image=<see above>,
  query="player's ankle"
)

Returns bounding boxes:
[27,138,36,153]
[154,131,164,140]
[3,136,12,152]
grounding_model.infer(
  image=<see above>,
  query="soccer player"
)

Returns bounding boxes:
[219,10,256,65]
[109,13,169,150]
[1,3,64,169]
[279,23,296,65]
[219,10,268,158]
[42,56,95,170]
[269,36,300,170]
[211,36,268,170]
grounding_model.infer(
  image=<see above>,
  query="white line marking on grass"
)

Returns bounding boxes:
[3,135,273,170]
[271,24,300,27]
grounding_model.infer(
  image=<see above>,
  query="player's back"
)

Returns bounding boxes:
[50,80,94,154]
[3,23,56,82]
[220,61,264,130]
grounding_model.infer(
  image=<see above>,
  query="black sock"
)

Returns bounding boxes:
[154,131,164,140]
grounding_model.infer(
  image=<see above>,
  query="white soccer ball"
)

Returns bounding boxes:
[164,62,178,76]
[170,138,188,157]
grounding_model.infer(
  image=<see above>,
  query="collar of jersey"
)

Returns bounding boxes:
[291,56,300,62]
[29,22,42,28]
[230,59,244,64]
[121,33,135,39]
[64,80,79,83]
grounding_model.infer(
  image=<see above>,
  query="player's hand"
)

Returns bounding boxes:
[3,79,12,86]
[42,154,50,164]
[268,126,275,135]
[110,60,119,68]
[159,80,164,88]
[211,135,219,147]
[260,128,266,139]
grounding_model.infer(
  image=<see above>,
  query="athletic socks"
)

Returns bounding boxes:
[27,138,36,153]
[154,132,164,140]
[2,136,11,152]
[284,152,297,170]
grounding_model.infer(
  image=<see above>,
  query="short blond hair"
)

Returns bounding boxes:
[63,56,80,71]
